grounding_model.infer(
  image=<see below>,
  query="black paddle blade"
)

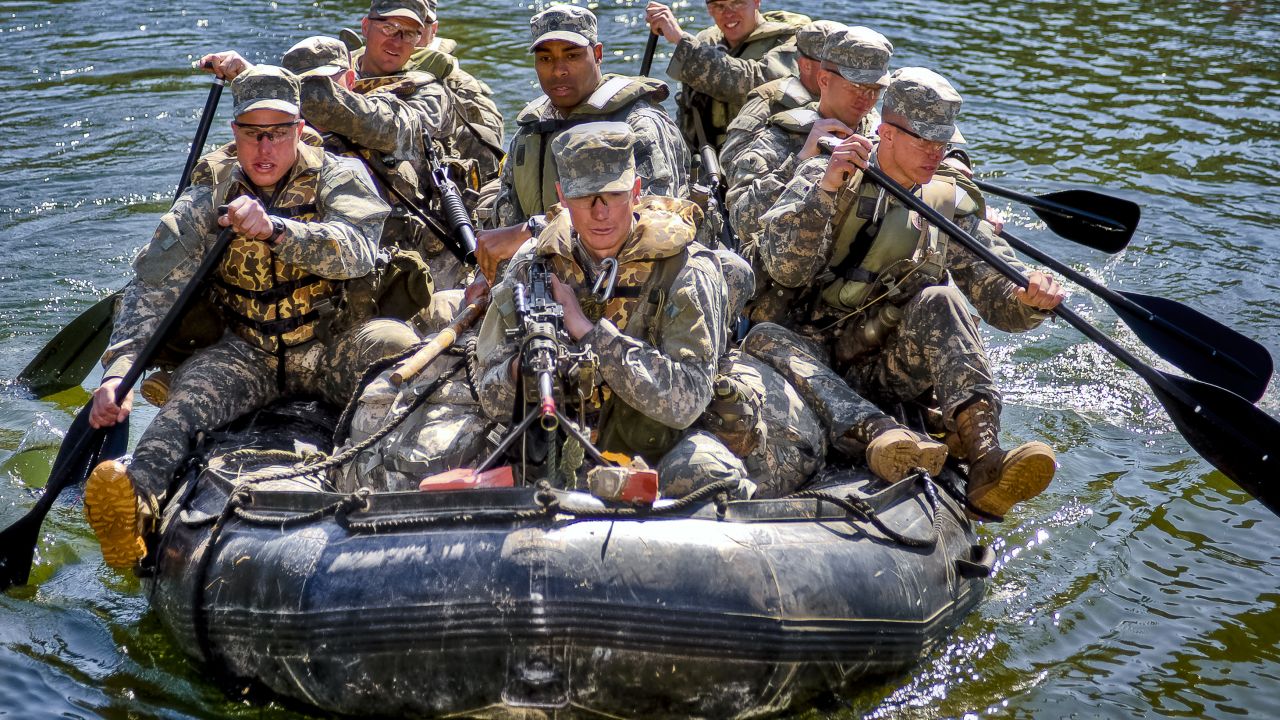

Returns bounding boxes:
[18,292,118,398]
[1033,190,1140,254]
[0,403,129,590]
[1116,291,1273,403]
[1149,372,1280,516]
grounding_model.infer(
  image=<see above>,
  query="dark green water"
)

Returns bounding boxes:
[2,0,1278,717]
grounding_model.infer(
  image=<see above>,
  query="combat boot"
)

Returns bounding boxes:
[854,416,948,483]
[955,398,1056,519]
[83,460,154,570]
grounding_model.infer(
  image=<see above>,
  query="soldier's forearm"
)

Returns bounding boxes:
[586,320,713,429]
[272,219,380,279]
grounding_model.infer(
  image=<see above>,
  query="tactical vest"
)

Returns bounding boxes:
[510,75,669,221]
[204,147,343,356]
[679,10,809,147]
[532,198,709,461]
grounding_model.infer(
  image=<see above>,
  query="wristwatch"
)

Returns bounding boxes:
[267,217,287,243]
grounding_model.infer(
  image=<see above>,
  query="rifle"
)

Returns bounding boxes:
[689,105,739,252]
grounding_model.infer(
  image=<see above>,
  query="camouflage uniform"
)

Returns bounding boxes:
[491,6,690,228]
[666,10,810,149]
[727,27,891,277]
[754,68,1050,430]
[103,66,418,499]
[717,19,844,172]
[476,123,744,496]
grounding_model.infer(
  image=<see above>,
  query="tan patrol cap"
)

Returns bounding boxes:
[529,5,598,52]
[795,20,847,60]
[820,26,893,87]
[369,0,432,26]
[231,65,300,118]
[552,122,636,199]
[881,67,965,144]
[282,36,353,77]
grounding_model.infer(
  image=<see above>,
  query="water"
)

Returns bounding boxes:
[2,0,1278,717]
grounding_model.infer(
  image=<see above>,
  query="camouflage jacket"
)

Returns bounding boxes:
[101,142,389,379]
[667,11,809,148]
[475,197,726,436]
[718,75,814,173]
[757,152,1048,333]
[727,105,879,267]
[492,76,690,227]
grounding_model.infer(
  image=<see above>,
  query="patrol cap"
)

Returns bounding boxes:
[231,65,300,118]
[529,5,598,52]
[551,122,636,198]
[368,0,432,26]
[820,26,893,87]
[795,20,846,60]
[282,36,353,77]
[881,66,965,144]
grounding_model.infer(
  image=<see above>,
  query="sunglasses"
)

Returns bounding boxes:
[886,122,951,154]
[370,18,423,43]
[231,120,301,145]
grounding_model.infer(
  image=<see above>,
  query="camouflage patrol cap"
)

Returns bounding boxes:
[795,20,847,60]
[369,0,432,26]
[529,5,598,52]
[231,65,300,118]
[881,66,965,144]
[820,26,893,87]
[282,36,353,77]
[551,122,636,198]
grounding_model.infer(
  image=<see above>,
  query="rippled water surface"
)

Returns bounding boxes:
[2,0,1279,717]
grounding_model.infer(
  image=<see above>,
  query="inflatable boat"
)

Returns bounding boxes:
[144,401,992,718]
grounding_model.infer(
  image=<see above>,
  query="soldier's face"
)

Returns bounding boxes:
[819,72,882,130]
[558,179,641,259]
[879,123,948,186]
[534,41,604,110]
[232,109,302,187]
[360,15,423,76]
[707,0,761,47]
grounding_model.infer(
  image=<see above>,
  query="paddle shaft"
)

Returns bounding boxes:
[973,178,1124,233]
[640,31,659,77]
[176,79,225,201]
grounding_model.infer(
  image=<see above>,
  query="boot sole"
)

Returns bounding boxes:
[870,433,949,481]
[83,462,146,571]
[969,442,1056,518]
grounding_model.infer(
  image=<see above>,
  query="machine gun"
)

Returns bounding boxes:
[422,139,478,265]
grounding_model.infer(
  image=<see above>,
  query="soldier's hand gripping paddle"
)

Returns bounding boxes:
[0,227,236,591]
[1003,230,1272,402]
[17,78,224,400]
[974,179,1140,253]
[863,164,1280,518]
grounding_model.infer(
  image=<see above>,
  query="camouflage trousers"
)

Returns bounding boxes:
[724,351,826,498]
[846,285,1000,426]
[742,322,887,447]
[656,430,753,499]
[337,336,491,493]
[129,319,418,498]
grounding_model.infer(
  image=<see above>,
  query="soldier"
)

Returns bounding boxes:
[644,0,809,150]
[476,4,690,285]
[718,19,846,173]
[474,122,747,497]
[82,66,419,570]
[747,67,1066,519]
[727,26,892,276]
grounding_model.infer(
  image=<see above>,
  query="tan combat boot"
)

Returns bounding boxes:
[83,460,152,570]
[955,398,1056,519]
[857,417,949,482]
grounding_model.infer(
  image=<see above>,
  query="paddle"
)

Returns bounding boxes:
[974,179,1140,254]
[1002,229,1272,402]
[17,79,224,399]
[640,30,659,77]
[862,164,1280,517]
[0,226,237,591]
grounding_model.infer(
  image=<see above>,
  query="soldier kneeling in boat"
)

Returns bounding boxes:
[83,66,419,570]
[474,122,750,497]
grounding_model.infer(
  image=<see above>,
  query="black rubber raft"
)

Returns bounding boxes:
[144,402,993,718]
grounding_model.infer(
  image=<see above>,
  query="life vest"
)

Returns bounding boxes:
[678,10,809,147]
[509,75,669,221]
[204,144,344,356]
[523,196,711,461]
